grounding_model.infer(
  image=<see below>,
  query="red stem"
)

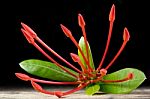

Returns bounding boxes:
[101,73,133,83]
[105,27,130,70]
[63,83,89,96]
[21,25,78,78]
[21,22,81,73]
[31,81,55,96]
[97,4,115,71]
[60,24,92,72]
[31,80,88,98]
[105,41,127,70]
[35,37,81,73]
[70,53,87,73]
[78,14,92,71]
[31,78,79,85]
[81,28,92,71]
[97,22,114,71]
[32,42,78,78]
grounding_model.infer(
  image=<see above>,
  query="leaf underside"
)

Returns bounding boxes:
[99,68,146,94]
[19,59,78,82]
[78,36,95,70]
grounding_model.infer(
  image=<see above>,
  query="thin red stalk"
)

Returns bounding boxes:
[77,59,94,77]
[32,42,78,78]
[72,37,90,68]
[35,37,81,73]
[63,83,89,96]
[105,27,130,70]
[97,22,114,71]
[92,74,105,83]
[81,28,92,71]
[60,24,92,72]
[16,72,79,85]
[78,61,88,74]
[21,22,81,73]
[78,14,91,71]
[31,78,79,85]
[21,26,78,78]
[97,4,115,71]
[31,81,88,98]
[100,73,133,83]
[105,41,127,70]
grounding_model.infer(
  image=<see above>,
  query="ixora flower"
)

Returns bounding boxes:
[16,4,146,98]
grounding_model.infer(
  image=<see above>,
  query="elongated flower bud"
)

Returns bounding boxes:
[21,22,37,38]
[70,53,80,62]
[78,14,85,27]
[60,24,72,37]
[123,27,130,42]
[31,81,43,92]
[15,73,30,81]
[109,4,115,22]
[21,28,35,44]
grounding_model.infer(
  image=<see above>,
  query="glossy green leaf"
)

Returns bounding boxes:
[19,59,78,82]
[78,36,95,70]
[99,68,146,94]
[85,83,100,95]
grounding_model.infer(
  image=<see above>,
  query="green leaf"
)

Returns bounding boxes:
[99,68,146,94]
[78,36,95,70]
[85,83,100,95]
[19,59,78,82]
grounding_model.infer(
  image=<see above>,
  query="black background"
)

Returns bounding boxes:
[1,0,149,87]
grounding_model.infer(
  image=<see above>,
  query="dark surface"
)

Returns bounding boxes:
[1,0,149,87]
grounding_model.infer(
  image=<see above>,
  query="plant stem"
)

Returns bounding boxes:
[78,14,92,71]
[101,73,133,83]
[105,41,127,70]
[60,24,92,73]
[32,42,78,78]
[63,82,89,96]
[35,37,81,73]
[97,4,115,71]
[97,22,114,71]
[31,78,79,85]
